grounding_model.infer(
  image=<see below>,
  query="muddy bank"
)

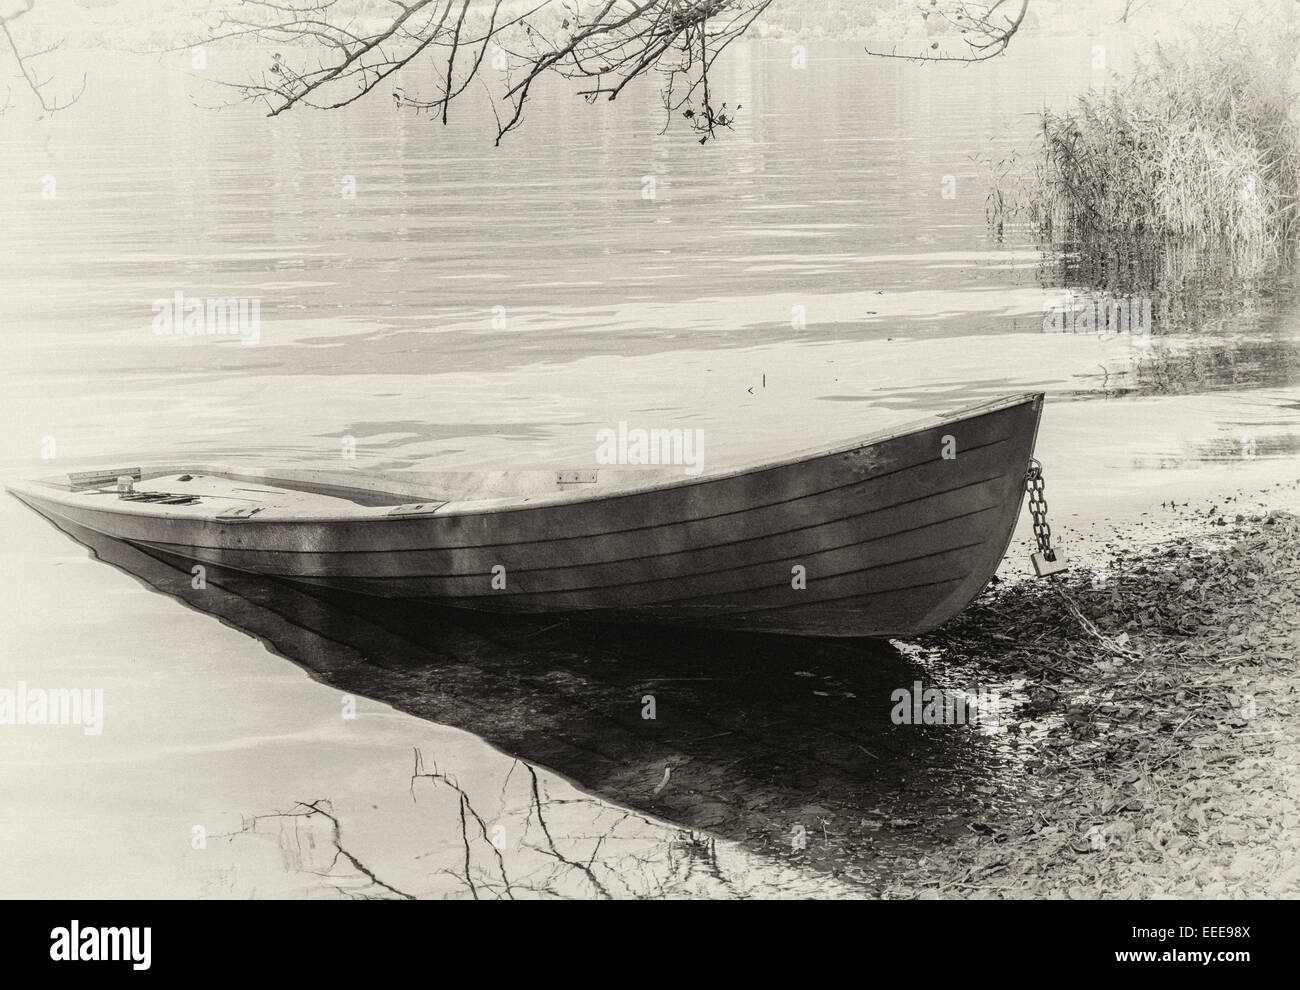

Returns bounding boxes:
[889,484,1300,898]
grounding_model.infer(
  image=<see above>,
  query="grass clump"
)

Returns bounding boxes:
[993,22,1300,250]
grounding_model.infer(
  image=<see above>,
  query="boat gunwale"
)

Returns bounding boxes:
[7,392,1045,525]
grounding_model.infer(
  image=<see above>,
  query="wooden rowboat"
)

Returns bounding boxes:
[7,392,1044,637]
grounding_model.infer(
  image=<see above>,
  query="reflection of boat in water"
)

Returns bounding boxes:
[11,507,1017,890]
[7,393,1042,636]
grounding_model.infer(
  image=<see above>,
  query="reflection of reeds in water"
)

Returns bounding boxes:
[1045,235,1286,298]
[1029,233,1300,397]
[1125,339,1297,396]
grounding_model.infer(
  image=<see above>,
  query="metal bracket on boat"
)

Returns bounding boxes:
[387,501,447,517]
[1026,459,1067,577]
[215,505,264,520]
[556,470,598,486]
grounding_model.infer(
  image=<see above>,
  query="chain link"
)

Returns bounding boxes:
[1025,457,1056,561]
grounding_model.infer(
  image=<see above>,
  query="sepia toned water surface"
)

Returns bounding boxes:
[2,39,1298,897]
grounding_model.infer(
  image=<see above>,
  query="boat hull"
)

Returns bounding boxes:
[7,393,1044,637]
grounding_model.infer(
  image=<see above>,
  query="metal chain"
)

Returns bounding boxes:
[1025,458,1056,561]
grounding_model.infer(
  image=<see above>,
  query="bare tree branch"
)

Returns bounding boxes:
[1,0,85,113]
[200,1,1032,143]
[865,0,1029,64]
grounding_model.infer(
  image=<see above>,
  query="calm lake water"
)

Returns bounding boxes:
[2,39,1298,898]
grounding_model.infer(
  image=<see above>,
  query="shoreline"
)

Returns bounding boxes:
[891,487,1300,898]
[3,469,1296,897]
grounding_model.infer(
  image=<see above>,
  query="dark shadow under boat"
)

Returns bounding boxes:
[25,507,1042,887]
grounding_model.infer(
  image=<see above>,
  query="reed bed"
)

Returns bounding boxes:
[992,28,1300,250]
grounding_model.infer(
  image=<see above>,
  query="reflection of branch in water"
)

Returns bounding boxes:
[521,760,613,900]
[408,750,653,900]
[207,751,831,899]
[413,747,744,899]
[216,799,415,900]
[411,748,514,900]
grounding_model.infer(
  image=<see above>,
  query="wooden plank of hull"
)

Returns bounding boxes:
[125,463,1008,591]
[7,393,1043,637]
[222,505,990,603]
[121,444,1012,579]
